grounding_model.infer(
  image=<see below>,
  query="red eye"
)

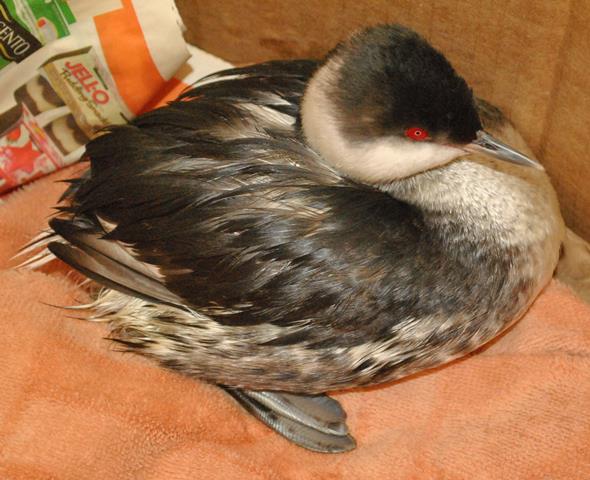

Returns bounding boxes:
[404,127,430,141]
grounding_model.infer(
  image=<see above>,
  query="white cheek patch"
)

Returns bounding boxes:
[301,62,467,183]
[341,138,467,182]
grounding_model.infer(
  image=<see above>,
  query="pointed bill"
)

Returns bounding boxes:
[466,130,544,170]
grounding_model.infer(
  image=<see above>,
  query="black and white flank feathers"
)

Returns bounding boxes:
[22,25,563,453]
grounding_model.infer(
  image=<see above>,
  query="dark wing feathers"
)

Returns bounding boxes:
[49,217,164,282]
[47,242,181,309]
[57,60,429,333]
[182,60,318,114]
[48,218,185,308]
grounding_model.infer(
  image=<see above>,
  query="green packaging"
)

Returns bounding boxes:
[0,0,75,71]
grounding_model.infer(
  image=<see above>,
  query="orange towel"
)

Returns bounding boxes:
[0,169,589,479]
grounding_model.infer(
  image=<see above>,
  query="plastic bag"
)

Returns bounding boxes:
[0,0,188,194]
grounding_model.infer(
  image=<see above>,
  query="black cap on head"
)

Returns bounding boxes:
[331,25,482,144]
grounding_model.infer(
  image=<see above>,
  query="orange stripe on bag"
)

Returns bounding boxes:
[146,77,190,111]
[94,0,165,115]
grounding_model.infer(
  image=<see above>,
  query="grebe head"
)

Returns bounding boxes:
[301,24,542,184]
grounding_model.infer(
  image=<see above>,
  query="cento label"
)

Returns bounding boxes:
[0,0,75,71]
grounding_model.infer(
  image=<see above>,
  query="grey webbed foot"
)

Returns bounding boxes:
[223,387,356,453]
